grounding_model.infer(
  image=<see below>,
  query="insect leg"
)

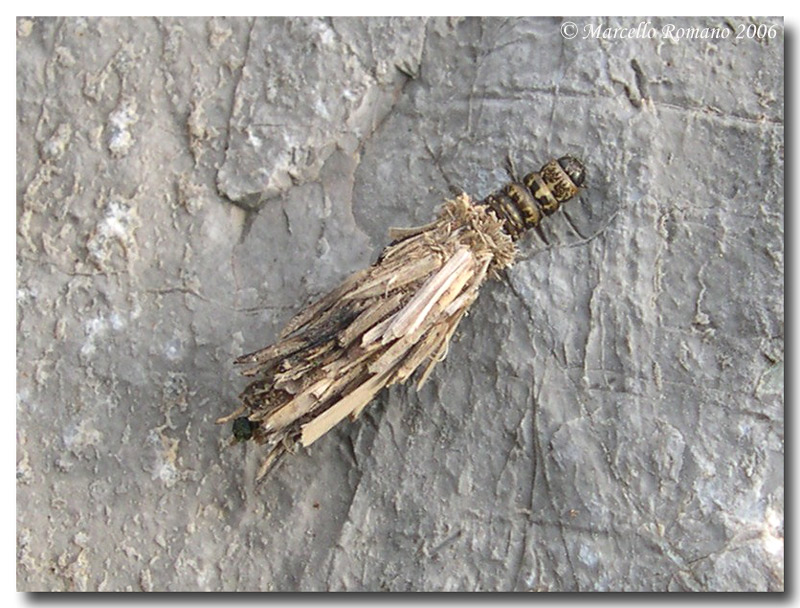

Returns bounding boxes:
[560,208,589,240]
[503,151,520,182]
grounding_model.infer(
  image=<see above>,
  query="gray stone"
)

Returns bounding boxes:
[16,16,783,591]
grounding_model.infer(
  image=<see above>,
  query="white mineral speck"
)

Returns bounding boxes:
[107,99,139,158]
[164,338,183,361]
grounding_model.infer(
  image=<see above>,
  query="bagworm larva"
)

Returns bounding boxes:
[218,156,586,479]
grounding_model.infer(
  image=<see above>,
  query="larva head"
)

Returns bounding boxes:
[558,156,586,191]
[232,416,256,442]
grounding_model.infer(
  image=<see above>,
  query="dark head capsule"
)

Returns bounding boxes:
[558,155,586,188]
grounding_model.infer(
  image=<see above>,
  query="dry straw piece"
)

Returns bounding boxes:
[217,156,586,479]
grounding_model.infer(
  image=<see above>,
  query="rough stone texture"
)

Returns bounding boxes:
[17,17,783,591]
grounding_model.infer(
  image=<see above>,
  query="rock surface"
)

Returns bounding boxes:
[17,17,783,591]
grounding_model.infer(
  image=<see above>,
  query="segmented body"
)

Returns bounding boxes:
[218,156,585,479]
[483,156,585,239]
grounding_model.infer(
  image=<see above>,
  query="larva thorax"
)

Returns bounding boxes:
[483,156,585,239]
